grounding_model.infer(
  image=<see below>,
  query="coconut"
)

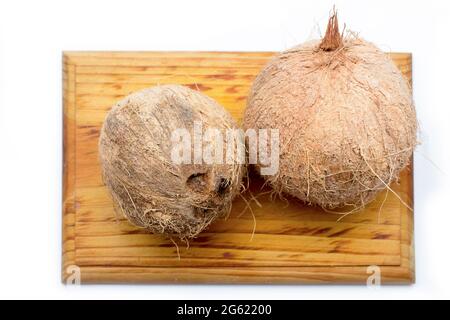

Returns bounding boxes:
[99,84,245,239]
[243,11,417,209]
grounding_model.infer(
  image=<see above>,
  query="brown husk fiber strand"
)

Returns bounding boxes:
[243,13,417,209]
[99,84,245,239]
[320,8,343,51]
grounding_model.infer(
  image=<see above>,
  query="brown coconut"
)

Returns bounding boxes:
[243,12,417,209]
[99,84,245,239]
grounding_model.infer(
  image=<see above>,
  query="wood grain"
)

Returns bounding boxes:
[62,51,414,284]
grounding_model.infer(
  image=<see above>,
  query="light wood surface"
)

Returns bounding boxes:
[62,51,414,284]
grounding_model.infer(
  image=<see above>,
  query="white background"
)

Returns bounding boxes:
[0,0,449,299]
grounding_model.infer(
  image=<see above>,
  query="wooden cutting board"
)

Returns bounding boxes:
[62,51,414,284]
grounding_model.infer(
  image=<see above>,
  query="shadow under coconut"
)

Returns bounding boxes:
[187,164,412,241]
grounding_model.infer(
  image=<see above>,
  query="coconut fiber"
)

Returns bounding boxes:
[99,85,245,239]
[243,12,417,209]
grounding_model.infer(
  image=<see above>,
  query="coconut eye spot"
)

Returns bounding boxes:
[216,178,231,195]
[186,172,209,193]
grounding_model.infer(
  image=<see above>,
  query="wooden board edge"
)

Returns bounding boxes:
[400,53,415,284]
[404,150,415,284]
[62,53,77,283]
[75,265,414,285]
[394,157,414,284]
[410,54,416,284]
[60,51,412,66]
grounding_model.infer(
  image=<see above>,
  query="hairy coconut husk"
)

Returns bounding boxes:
[99,84,245,239]
[243,11,417,209]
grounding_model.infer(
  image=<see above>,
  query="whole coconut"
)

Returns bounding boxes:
[99,84,245,239]
[243,12,417,209]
